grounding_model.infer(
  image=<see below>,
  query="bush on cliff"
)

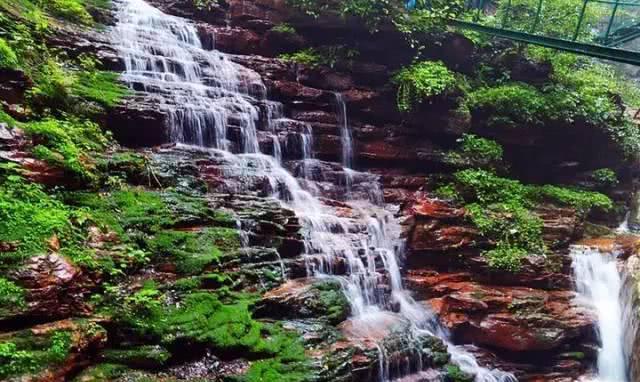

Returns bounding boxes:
[393,61,459,112]
[450,169,612,271]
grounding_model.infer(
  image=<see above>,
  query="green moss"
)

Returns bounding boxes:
[146,229,223,274]
[71,363,129,382]
[0,175,77,264]
[445,364,473,382]
[392,61,458,113]
[100,345,171,368]
[241,358,311,382]
[0,329,73,379]
[73,71,129,107]
[23,118,109,179]
[310,281,350,324]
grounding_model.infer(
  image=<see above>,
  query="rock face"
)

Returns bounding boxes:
[1,0,636,381]
[95,0,632,379]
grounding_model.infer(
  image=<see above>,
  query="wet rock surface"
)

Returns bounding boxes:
[1,0,637,380]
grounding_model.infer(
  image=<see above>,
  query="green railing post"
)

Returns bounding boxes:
[604,0,621,43]
[573,0,589,41]
[531,0,544,33]
[501,0,512,28]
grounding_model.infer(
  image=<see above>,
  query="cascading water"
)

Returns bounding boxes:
[571,246,629,381]
[111,1,515,380]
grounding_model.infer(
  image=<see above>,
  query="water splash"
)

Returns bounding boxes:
[571,246,628,382]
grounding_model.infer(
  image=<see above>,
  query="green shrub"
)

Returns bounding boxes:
[533,184,613,212]
[271,23,297,35]
[0,342,38,378]
[459,133,503,162]
[451,169,612,271]
[454,169,530,206]
[393,61,458,112]
[279,48,322,66]
[465,83,546,127]
[591,168,619,188]
[0,278,25,315]
[0,38,18,69]
[279,46,358,68]
[433,184,461,201]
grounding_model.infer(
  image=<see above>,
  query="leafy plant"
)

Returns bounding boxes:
[0,278,25,315]
[271,23,297,35]
[459,134,503,162]
[0,342,38,378]
[591,168,619,188]
[0,37,18,69]
[393,61,458,112]
[279,48,322,66]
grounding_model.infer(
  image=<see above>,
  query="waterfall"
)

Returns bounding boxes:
[110,1,515,380]
[571,246,629,381]
[334,92,354,169]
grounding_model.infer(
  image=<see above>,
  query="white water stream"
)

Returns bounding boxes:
[111,0,515,380]
[572,247,629,381]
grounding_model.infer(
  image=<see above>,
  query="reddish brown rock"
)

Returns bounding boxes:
[9,254,93,321]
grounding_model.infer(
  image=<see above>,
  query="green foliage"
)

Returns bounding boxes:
[0,342,38,378]
[310,281,350,324]
[286,0,463,34]
[392,61,458,112]
[533,185,613,213]
[495,0,605,40]
[0,278,26,315]
[458,134,503,162]
[271,23,297,35]
[0,37,18,69]
[0,330,73,379]
[465,83,546,128]
[433,184,461,201]
[166,292,263,351]
[42,0,94,25]
[279,48,322,66]
[192,0,219,10]
[48,331,72,363]
[452,169,612,271]
[591,168,619,188]
[279,45,358,68]
[454,168,530,206]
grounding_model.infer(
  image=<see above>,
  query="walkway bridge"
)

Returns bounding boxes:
[408,0,640,65]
